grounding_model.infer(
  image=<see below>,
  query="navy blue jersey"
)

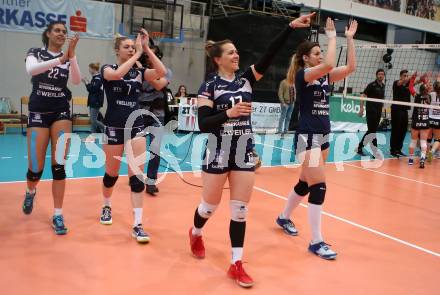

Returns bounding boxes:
[295,68,330,134]
[197,67,256,149]
[26,47,71,113]
[412,94,430,128]
[86,74,104,108]
[101,64,145,128]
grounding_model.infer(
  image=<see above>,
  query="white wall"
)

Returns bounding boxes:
[0,2,208,115]
[0,30,115,115]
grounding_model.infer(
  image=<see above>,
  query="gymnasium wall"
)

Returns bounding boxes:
[0,2,208,115]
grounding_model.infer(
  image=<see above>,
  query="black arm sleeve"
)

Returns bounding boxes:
[254,25,294,75]
[197,105,229,133]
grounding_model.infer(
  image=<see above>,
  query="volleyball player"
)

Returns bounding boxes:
[100,29,167,243]
[187,13,316,288]
[276,18,358,260]
[409,83,432,168]
[428,81,440,159]
[22,21,81,235]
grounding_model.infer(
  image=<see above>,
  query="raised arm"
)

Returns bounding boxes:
[67,34,81,85]
[103,34,143,81]
[25,48,69,76]
[303,18,337,83]
[140,29,167,82]
[251,12,316,81]
[329,20,358,83]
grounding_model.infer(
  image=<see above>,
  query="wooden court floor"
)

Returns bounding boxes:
[0,159,439,294]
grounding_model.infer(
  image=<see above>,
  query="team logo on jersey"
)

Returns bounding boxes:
[128,70,138,79]
[235,78,246,87]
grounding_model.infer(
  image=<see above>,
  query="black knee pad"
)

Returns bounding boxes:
[294,179,309,196]
[129,175,145,193]
[308,183,326,205]
[103,173,118,188]
[435,138,440,143]
[26,169,43,182]
[51,164,66,180]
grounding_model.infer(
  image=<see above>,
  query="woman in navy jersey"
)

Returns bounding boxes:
[428,81,440,159]
[187,13,316,288]
[99,29,167,243]
[408,83,432,168]
[22,21,81,235]
[276,18,358,260]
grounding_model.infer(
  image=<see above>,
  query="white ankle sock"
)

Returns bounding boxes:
[54,208,63,216]
[231,247,243,263]
[133,208,143,226]
[192,226,202,236]
[103,197,111,207]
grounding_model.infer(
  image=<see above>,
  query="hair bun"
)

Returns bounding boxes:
[205,40,215,57]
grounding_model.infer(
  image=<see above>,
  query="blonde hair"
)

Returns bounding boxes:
[286,54,296,86]
[113,33,129,51]
[89,62,100,71]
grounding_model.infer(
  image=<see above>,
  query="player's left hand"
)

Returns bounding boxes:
[345,20,358,39]
[290,12,316,28]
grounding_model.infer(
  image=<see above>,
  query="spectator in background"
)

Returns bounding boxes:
[174,85,188,103]
[277,76,295,136]
[82,62,105,139]
[357,68,386,158]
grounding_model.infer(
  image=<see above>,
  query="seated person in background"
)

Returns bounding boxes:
[174,85,188,103]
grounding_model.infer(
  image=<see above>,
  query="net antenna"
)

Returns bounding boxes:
[342,0,354,98]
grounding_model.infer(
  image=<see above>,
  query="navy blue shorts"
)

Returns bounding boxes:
[104,126,146,145]
[27,111,71,128]
[201,147,256,174]
[430,119,440,129]
[294,133,330,153]
[411,121,430,130]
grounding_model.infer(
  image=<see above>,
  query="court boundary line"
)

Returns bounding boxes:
[343,162,440,188]
[0,157,392,184]
[254,186,440,258]
[256,142,439,188]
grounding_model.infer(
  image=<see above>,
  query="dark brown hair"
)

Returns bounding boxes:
[205,39,233,72]
[42,21,67,47]
[294,41,320,72]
